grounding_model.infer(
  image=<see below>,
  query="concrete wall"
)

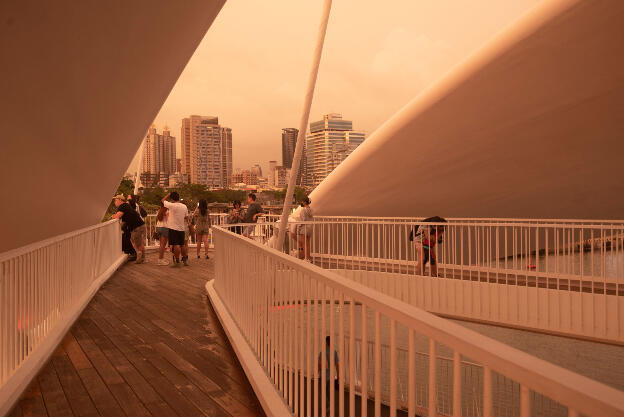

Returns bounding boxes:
[0,0,225,253]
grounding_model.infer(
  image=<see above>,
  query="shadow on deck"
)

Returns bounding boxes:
[9,252,266,417]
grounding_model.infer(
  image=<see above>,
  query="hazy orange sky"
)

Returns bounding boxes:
[137,0,541,174]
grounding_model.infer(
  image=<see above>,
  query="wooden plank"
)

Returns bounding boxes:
[88,301,260,414]
[8,404,24,417]
[80,316,162,393]
[75,367,125,417]
[152,341,259,417]
[107,383,151,417]
[36,362,73,417]
[143,401,177,417]
[60,334,92,371]
[51,352,99,417]
[139,375,206,417]
[14,254,266,417]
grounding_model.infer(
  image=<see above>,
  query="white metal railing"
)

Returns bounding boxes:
[142,212,281,247]
[225,217,624,343]
[0,220,125,415]
[212,226,624,417]
[308,218,624,282]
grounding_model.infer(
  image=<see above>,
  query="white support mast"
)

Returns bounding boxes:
[276,0,333,251]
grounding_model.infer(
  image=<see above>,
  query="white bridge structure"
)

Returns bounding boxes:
[1,0,624,416]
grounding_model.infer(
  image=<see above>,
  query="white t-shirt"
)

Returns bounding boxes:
[163,201,188,231]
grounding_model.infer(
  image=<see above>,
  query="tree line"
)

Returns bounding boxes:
[104,178,307,220]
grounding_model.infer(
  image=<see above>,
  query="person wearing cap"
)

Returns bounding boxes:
[110,194,146,264]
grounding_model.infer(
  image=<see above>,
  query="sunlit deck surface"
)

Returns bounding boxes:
[10,252,265,417]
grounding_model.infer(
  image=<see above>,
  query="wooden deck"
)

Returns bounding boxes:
[9,252,265,417]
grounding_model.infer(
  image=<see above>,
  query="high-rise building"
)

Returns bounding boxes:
[274,166,290,188]
[180,115,233,188]
[232,170,258,185]
[250,164,263,178]
[169,172,189,187]
[268,160,277,187]
[282,127,306,185]
[281,128,298,168]
[305,114,365,187]
[141,125,176,187]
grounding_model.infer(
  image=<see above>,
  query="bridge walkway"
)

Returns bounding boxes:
[9,253,265,417]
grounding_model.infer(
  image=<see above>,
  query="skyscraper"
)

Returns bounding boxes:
[141,125,176,187]
[273,166,290,188]
[281,128,298,168]
[305,114,365,187]
[180,115,233,188]
[250,164,263,178]
[268,160,277,187]
[282,128,306,185]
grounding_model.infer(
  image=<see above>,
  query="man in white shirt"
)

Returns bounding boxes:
[162,192,190,267]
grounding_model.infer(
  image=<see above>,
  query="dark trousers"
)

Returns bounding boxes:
[122,230,136,255]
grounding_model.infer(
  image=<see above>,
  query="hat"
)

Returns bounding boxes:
[113,194,125,201]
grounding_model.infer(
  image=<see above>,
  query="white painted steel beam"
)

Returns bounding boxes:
[310,0,624,220]
[0,0,225,253]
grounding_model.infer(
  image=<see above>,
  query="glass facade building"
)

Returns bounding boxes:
[305,114,365,187]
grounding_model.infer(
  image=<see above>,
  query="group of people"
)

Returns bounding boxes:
[111,191,276,266]
[112,190,444,274]
[225,193,264,236]
[155,192,213,267]
[112,192,212,266]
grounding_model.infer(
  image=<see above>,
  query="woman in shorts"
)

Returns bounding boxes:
[155,203,169,266]
[193,199,212,259]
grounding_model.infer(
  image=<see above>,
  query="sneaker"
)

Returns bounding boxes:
[197,255,200,259]
[205,255,210,260]
[135,253,145,264]
[183,258,189,266]
[157,258,169,266]
[170,262,181,268]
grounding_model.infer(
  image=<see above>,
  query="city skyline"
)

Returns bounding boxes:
[132,0,542,174]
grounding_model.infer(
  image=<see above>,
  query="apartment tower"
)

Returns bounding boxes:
[305,114,365,187]
[180,115,233,188]
[141,125,176,187]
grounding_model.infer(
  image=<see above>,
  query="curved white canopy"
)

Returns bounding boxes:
[0,0,225,253]
[311,0,624,219]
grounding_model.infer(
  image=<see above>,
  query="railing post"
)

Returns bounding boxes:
[390,319,396,417]
[520,384,530,417]
[408,329,415,416]
[453,351,461,417]
[428,339,436,417]
[483,365,492,417]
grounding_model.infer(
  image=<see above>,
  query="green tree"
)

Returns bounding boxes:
[103,178,134,220]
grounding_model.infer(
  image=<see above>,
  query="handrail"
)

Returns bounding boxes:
[0,220,126,416]
[0,219,119,263]
[316,215,624,224]
[213,225,624,416]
